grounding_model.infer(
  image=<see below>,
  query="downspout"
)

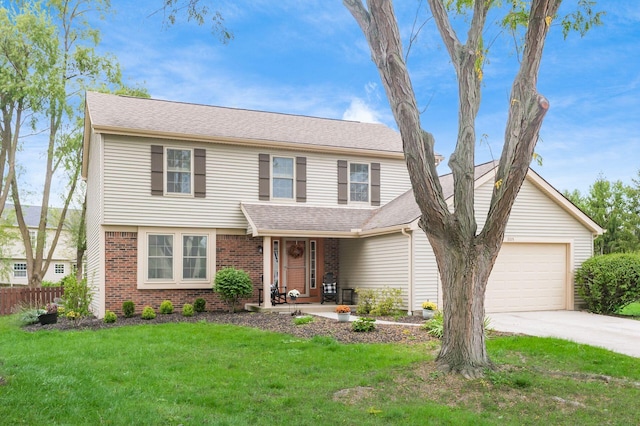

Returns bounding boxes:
[401,227,413,315]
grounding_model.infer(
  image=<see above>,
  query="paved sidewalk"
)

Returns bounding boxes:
[489,310,640,358]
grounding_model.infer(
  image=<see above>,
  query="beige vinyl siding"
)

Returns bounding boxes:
[102,136,412,227]
[412,230,439,312]
[339,232,410,308]
[86,130,105,316]
[474,178,594,308]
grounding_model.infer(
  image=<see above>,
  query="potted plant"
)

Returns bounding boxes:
[38,302,58,325]
[287,289,300,301]
[422,301,437,319]
[336,305,351,322]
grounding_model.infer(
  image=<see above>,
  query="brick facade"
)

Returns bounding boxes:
[324,238,340,280]
[104,232,263,315]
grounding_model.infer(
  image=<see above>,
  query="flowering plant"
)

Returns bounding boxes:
[44,303,58,314]
[335,305,351,314]
[421,301,437,311]
[287,289,300,298]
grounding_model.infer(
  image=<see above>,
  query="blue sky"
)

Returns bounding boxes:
[19,1,640,204]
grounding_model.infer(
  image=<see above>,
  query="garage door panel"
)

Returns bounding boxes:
[485,243,566,313]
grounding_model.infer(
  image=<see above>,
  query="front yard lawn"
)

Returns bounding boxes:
[0,316,638,425]
[618,301,640,318]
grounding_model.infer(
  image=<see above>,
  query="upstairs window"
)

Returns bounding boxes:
[166,148,192,194]
[272,157,294,199]
[349,163,369,202]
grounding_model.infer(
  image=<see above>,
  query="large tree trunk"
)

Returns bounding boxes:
[345,0,558,376]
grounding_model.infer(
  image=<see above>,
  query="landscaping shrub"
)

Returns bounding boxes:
[122,301,135,318]
[193,298,206,312]
[355,287,403,316]
[62,275,92,317]
[575,253,640,314]
[293,315,314,325]
[182,303,194,317]
[141,306,156,320]
[213,267,253,313]
[103,310,117,324]
[352,317,376,332]
[421,311,444,338]
[159,300,174,314]
[40,280,57,287]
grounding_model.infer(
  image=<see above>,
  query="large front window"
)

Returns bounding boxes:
[272,157,294,199]
[350,163,369,202]
[148,234,173,279]
[183,235,207,279]
[166,148,192,194]
[140,228,215,289]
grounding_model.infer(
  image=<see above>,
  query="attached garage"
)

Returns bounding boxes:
[485,243,568,313]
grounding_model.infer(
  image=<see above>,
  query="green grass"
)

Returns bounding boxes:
[0,316,638,425]
[618,301,640,317]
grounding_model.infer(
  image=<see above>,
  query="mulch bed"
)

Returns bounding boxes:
[25,311,434,345]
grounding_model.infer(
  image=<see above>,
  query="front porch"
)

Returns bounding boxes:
[245,301,357,315]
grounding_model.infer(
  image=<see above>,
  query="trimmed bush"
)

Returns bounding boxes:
[213,267,253,313]
[62,275,92,317]
[159,300,174,314]
[575,253,640,314]
[141,306,156,320]
[103,310,117,324]
[122,301,135,318]
[182,303,194,317]
[193,298,206,313]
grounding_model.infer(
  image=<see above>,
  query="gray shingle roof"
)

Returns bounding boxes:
[242,162,500,235]
[85,91,405,155]
[2,205,78,228]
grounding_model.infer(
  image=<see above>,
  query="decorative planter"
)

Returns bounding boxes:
[38,313,58,325]
[423,310,435,320]
[337,312,351,323]
[289,296,297,302]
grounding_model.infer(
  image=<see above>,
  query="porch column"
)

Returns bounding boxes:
[262,236,272,308]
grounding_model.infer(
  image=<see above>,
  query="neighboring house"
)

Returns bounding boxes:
[0,205,77,286]
[82,92,603,318]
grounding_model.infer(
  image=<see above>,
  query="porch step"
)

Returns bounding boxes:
[245,303,356,315]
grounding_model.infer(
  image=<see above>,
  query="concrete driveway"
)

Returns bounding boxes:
[489,311,640,358]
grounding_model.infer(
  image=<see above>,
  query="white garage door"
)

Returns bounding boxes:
[485,243,567,313]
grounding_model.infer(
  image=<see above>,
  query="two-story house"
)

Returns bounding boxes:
[82,92,602,318]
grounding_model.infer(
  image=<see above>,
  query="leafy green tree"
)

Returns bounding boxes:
[2,0,136,287]
[344,0,602,376]
[213,267,253,313]
[565,174,640,254]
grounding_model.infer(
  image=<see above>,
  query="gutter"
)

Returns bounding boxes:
[401,227,413,315]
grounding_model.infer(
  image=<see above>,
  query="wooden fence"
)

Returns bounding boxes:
[0,286,64,315]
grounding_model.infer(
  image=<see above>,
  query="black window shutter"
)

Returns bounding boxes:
[296,157,307,202]
[194,148,206,198]
[371,162,380,206]
[151,145,163,196]
[259,154,270,200]
[337,160,348,204]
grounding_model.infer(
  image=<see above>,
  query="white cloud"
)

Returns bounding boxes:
[342,98,382,123]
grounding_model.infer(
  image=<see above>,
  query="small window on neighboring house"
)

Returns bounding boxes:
[166,148,192,194]
[29,230,37,249]
[272,157,294,199]
[54,264,65,274]
[350,163,369,202]
[182,235,207,280]
[13,263,27,278]
[148,234,174,279]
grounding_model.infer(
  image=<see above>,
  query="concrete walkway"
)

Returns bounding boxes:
[489,311,640,358]
[313,312,422,326]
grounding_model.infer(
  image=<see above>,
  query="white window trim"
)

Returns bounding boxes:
[13,262,27,278]
[137,227,216,289]
[164,147,194,197]
[271,155,296,201]
[348,162,370,204]
[54,263,65,274]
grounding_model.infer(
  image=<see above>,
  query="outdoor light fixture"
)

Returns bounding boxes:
[257,245,263,254]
